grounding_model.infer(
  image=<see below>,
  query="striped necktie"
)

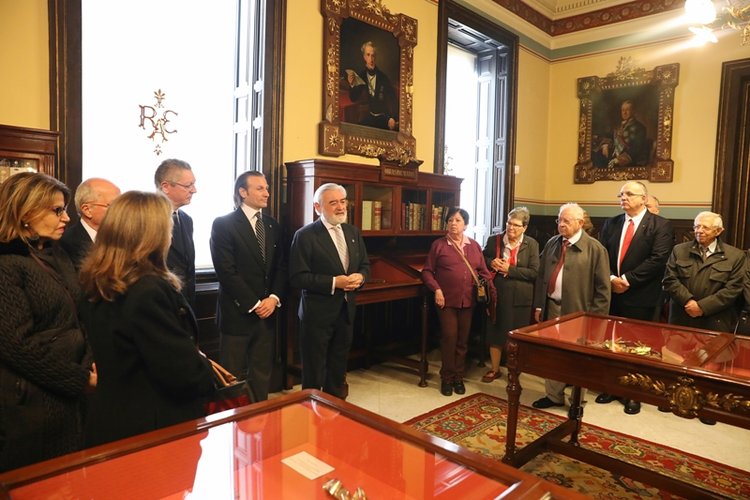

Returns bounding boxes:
[255,212,265,263]
[332,225,349,271]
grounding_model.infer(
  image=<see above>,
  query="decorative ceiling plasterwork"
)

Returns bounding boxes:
[492,0,685,36]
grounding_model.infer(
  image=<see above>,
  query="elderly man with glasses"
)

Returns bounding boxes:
[594,181,674,415]
[663,211,747,334]
[155,158,198,306]
[60,177,121,270]
[531,202,611,410]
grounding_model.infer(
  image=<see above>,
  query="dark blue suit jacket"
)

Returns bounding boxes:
[210,208,286,335]
[289,219,370,325]
[59,221,93,270]
[599,210,674,308]
[168,210,196,306]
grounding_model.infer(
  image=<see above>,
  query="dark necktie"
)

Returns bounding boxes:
[619,218,634,270]
[172,211,184,247]
[546,240,569,296]
[699,246,708,261]
[255,212,265,263]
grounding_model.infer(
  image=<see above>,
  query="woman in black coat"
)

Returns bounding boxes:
[481,207,539,383]
[0,173,96,472]
[80,191,215,447]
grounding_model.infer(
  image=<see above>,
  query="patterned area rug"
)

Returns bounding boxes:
[406,393,750,499]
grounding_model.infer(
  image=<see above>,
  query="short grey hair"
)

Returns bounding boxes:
[507,206,530,226]
[361,41,376,54]
[559,202,584,221]
[154,158,192,188]
[313,183,347,205]
[695,211,723,229]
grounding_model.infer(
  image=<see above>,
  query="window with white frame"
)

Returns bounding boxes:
[82,0,265,269]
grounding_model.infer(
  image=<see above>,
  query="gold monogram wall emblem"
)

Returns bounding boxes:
[138,89,178,155]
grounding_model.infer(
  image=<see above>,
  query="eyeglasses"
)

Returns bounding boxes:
[506,221,525,229]
[555,218,581,225]
[86,202,111,209]
[170,181,196,190]
[616,191,644,199]
[693,224,718,232]
[50,205,68,217]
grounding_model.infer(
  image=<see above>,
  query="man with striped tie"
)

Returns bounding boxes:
[210,171,286,401]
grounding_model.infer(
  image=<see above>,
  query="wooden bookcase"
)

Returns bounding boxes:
[286,158,461,236]
[0,124,59,183]
[284,158,462,389]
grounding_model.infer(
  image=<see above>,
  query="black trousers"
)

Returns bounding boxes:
[219,319,274,401]
[299,302,353,399]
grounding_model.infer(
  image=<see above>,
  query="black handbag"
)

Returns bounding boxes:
[205,359,255,415]
[475,277,489,304]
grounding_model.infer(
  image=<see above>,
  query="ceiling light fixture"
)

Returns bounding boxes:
[685,0,750,45]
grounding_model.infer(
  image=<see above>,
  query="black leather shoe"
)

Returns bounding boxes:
[440,381,453,397]
[699,417,716,425]
[453,380,466,394]
[623,400,641,415]
[532,397,564,409]
[595,393,618,404]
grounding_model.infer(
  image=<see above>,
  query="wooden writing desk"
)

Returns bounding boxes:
[504,312,750,498]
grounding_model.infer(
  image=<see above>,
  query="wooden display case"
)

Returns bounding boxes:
[0,390,583,499]
[0,124,58,183]
[505,312,750,498]
[284,159,462,389]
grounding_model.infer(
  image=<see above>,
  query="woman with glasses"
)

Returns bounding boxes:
[79,191,215,446]
[0,172,97,472]
[423,207,494,396]
[481,207,539,383]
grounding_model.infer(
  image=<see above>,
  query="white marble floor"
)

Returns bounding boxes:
[276,351,750,473]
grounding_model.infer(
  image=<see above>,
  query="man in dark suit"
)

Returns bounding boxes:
[210,171,286,401]
[155,159,197,306]
[60,177,120,269]
[596,181,674,415]
[289,183,370,398]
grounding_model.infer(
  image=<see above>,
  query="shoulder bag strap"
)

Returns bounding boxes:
[449,237,481,287]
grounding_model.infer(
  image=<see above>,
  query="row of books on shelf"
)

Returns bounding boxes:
[400,203,451,231]
[361,200,383,230]
[358,200,452,231]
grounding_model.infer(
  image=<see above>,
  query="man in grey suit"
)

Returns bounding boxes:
[531,203,611,409]
[289,183,370,399]
[210,171,286,401]
[155,159,197,307]
[60,177,120,269]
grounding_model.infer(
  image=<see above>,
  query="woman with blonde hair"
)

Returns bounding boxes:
[80,191,215,446]
[0,172,96,472]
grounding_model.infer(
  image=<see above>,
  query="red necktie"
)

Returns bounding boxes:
[619,219,634,270]
[509,246,518,267]
[546,240,569,295]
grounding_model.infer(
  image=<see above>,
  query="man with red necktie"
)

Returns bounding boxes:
[531,203,610,410]
[596,181,674,415]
